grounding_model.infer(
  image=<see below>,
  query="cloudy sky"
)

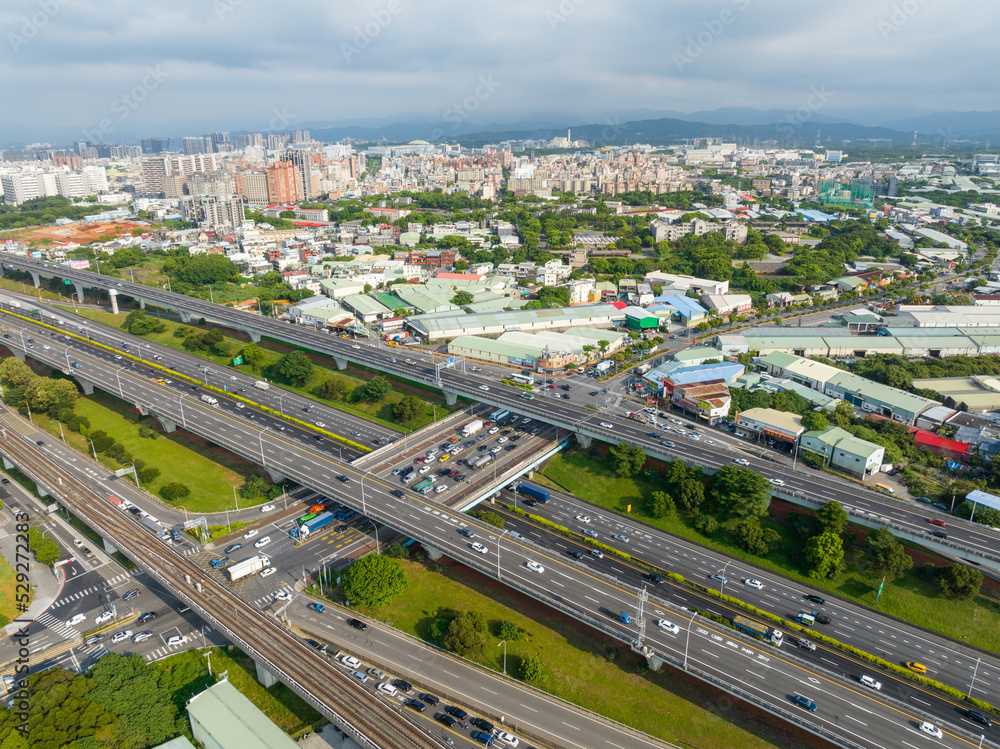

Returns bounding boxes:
[1,0,994,144]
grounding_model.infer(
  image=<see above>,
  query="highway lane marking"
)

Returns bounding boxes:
[519,703,537,712]
[561,722,581,730]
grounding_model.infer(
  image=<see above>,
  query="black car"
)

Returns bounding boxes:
[967,709,992,727]
[646,573,664,585]
[314,435,324,442]
[36,440,44,446]
[434,713,456,727]
[392,679,412,693]
[804,594,825,605]
[405,698,426,713]
[569,551,583,559]
[421,693,440,706]
[523,498,536,507]
[306,638,327,653]
[337,475,350,482]
[438,468,451,476]
[347,618,368,632]
[455,474,467,481]
[561,393,570,399]
[444,705,468,720]
[391,490,404,498]
[129,507,142,515]
[334,524,349,532]
[814,613,831,625]
[83,634,104,645]
[0,478,8,485]
[224,543,242,554]
[930,530,948,539]
[122,588,140,601]
[471,717,495,732]
[137,612,157,623]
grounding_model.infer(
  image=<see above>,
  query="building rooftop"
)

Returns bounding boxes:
[186,680,298,749]
[342,294,393,317]
[739,407,804,433]
[407,303,624,337]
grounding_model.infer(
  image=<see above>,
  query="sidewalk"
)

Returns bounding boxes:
[297,726,362,748]
[0,507,66,638]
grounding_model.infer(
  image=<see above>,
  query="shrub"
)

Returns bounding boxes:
[382,541,410,559]
[159,482,191,502]
[518,654,547,682]
[496,620,521,641]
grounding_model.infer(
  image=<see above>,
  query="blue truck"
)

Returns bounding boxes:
[516,482,550,504]
[299,511,336,539]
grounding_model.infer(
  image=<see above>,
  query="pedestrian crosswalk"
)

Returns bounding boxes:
[50,571,140,609]
[34,612,79,640]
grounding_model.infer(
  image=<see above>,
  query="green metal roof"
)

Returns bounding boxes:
[373,291,410,310]
[186,680,298,749]
[343,294,393,316]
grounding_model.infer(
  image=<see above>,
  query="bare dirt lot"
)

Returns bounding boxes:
[6,220,147,247]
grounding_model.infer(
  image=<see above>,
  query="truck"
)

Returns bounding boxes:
[462,419,484,438]
[7,301,19,309]
[472,454,495,470]
[794,611,816,626]
[516,482,550,504]
[595,360,613,373]
[141,517,168,541]
[200,394,219,407]
[732,615,783,646]
[635,362,652,375]
[254,380,269,391]
[226,555,271,582]
[299,511,337,538]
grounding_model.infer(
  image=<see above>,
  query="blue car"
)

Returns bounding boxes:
[471,731,494,746]
[792,695,817,711]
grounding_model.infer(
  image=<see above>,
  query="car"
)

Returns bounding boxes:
[405,697,426,712]
[376,681,397,697]
[575,514,591,523]
[351,345,361,350]
[337,475,350,482]
[710,574,727,583]
[495,731,519,747]
[340,655,361,668]
[253,536,271,549]
[488,427,499,435]
[314,435,324,442]
[966,709,992,727]
[796,638,817,651]
[645,573,664,585]
[137,611,158,623]
[928,518,946,527]
[434,713,457,727]
[496,436,508,444]
[67,613,86,626]
[419,465,431,475]
[687,433,699,440]
[391,489,405,498]
[110,630,133,644]
[648,431,659,438]
[591,549,603,558]
[803,594,825,605]
[814,612,831,624]
[275,590,292,602]
[792,695,817,712]
[860,675,882,691]
[471,542,488,554]
[657,619,680,634]
[918,722,942,738]
[35,440,44,447]
[260,504,276,513]
[81,547,93,558]
[83,634,104,645]
[769,478,785,487]
[308,602,325,613]
[348,618,368,632]
[479,385,489,391]
[490,447,501,454]
[906,662,927,674]
[471,731,494,746]
[913,496,933,504]
[243,529,259,539]
[611,534,629,543]
[72,538,84,548]
[569,550,583,559]
[444,705,468,720]
[350,670,368,682]
[733,458,750,466]
[421,693,440,706]
[582,528,598,538]
[122,588,140,601]
[224,543,243,554]
[392,679,412,693]
[209,557,230,569]
[260,567,277,577]
[744,579,764,590]
[525,561,544,573]
[661,440,676,447]
[131,631,153,644]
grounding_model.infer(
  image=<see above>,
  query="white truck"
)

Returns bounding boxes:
[254,381,269,391]
[462,419,484,438]
[200,394,219,407]
[595,360,613,373]
[635,362,652,375]
[225,555,270,582]
[7,301,20,309]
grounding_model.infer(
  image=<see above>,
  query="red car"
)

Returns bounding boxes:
[928,518,947,528]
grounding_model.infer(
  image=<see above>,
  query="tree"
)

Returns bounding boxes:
[734,518,772,555]
[648,491,675,518]
[935,563,983,600]
[89,653,177,748]
[89,429,114,453]
[274,350,313,385]
[443,611,486,658]
[518,654,546,682]
[174,254,237,285]
[0,357,34,388]
[317,376,351,401]
[865,526,913,580]
[342,553,408,607]
[451,291,474,306]
[393,394,423,422]
[159,482,191,502]
[816,500,849,537]
[608,442,645,478]
[801,411,829,432]
[359,375,392,402]
[496,620,521,641]
[803,532,845,578]
[27,527,60,566]
[240,342,265,370]
[121,309,164,336]
[470,510,505,529]
[363,283,373,293]
[707,464,771,518]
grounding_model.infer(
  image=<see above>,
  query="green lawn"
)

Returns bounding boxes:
[0,554,19,624]
[537,449,1000,655]
[352,559,794,749]
[34,389,262,513]
[64,306,462,432]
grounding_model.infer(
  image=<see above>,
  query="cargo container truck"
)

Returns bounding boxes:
[732,615,783,646]
[515,482,550,503]
[225,555,271,582]
[299,511,337,538]
[462,419,484,437]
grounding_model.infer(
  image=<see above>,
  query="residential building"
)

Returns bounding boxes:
[644,271,729,295]
[800,426,885,479]
[266,161,303,204]
[669,380,732,424]
[702,293,752,315]
[735,407,804,445]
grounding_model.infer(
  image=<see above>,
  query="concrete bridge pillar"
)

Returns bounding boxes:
[178,310,192,324]
[2,456,14,472]
[254,660,278,688]
[102,537,117,555]
[109,290,119,315]
[423,545,444,561]
[243,328,262,343]
[333,356,348,371]
[154,416,177,434]
[645,652,666,672]
[576,433,592,449]
[29,271,40,288]
[138,298,146,310]
[8,349,24,363]
[442,389,458,406]
[71,281,85,303]
[73,378,94,395]
[265,468,285,484]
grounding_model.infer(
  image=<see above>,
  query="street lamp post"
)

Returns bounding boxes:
[233,485,240,511]
[55,420,65,442]
[178,395,187,429]
[496,529,509,580]
[115,368,125,397]
[683,611,698,670]
[17,401,32,423]
[968,656,982,699]
[498,640,507,675]
[717,560,731,596]
[360,473,367,517]
[258,428,267,467]
[277,393,286,416]
[86,437,98,460]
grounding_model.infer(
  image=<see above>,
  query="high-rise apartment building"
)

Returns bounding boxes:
[265,160,302,204]
[284,149,316,200]
[237,133,263,149]
[180,195,245,228]
[235,172,268,203]
[141,154,218,196]
[52,155,83,170]
[186,170,237,198]
[1,172,58,204]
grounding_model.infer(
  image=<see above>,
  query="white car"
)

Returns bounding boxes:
[166,635,189,647]
[434,485,448,494]
[918,722,942,739]
[575,514,591,523]
[260,567,277,577]
[497,436,508,444]
[95,611,115,625]
[743,579,764,590]
[525,561,544,573]
[260,504,276,513]
[235,403,245,409]
[582,529,598,538]
[243,529,259,539]
[496,731,519,747]
[674,429,686,435]
[769,478,785,487]
[340,655,361,669]
[67,614,86,627]
[275,590,292,602]
[860,675,882,691]
[110,630,132,644]
[376,682,398,697]
[600,422,613,428]
[657,619,680,634]
[490,447,502,454]
[418,466,431,475]
[522,419,531,424]
[590,549,603,559]
[230,375,237,381]
[471,542,488,554]
[611,534,629,543]
[351,345,361,350]
[488,427,499,435]
[479,385,489,391]
[733,458,750,466]
[72,539,84,548]
[315,421,326,428]
[254,536,272,549]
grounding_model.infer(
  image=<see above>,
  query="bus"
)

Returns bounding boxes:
[297,513,317,526]
[509,373,534,386]
[874,483,895,496]
[490,409,511,423]
[413,478,435,493]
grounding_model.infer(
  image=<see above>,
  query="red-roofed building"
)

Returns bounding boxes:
[436,273,484,281]
[913,430,970,459]
[610,300,628,310]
